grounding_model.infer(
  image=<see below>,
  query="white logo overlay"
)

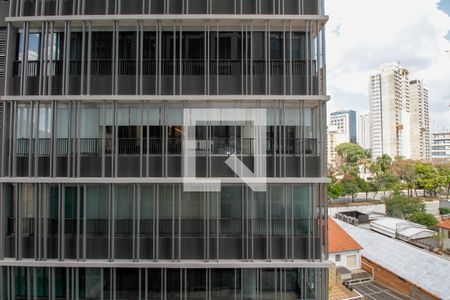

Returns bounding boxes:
[182,108,267,192]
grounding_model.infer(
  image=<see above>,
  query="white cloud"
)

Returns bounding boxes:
[326,0,450,131]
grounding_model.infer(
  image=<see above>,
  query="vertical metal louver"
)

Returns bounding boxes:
[0,27,6,78]
[0,102,3,151]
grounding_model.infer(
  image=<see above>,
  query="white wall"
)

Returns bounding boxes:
[329,250,361,270]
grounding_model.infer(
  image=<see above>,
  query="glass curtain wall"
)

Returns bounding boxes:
[9,26,325,96]
[5,101,322,178]
[0,183,322,261]
[0,266,327,300]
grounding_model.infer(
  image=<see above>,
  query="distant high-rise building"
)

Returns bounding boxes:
[329,110,357,144]
[431,132,450,161]
[370,63,411,160]
[409,80,430,161]
[357,112,371,150]
[327,125,348,166]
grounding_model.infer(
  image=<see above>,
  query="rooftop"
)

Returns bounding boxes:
[370,217,435,240]
[329,264,362,300]
[438,219,450,230]
[328,218,363,254]
[336,218,450,300]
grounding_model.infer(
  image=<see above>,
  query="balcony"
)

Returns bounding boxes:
[6,217,321,260]
[17,0,321,17]
[16,137,317,156]
[14,137,319,177]
[11,59,317,95]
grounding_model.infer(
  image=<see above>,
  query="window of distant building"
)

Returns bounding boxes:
[335,254,341,262]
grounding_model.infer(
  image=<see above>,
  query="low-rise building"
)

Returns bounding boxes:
[337,219,450,299]
[370,217,436,250]
[328,218,363,270]
[437,219,450,252]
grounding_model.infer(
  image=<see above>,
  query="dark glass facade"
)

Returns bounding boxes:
[10,29,323,96]
[0,0,329,299]
[0,267,327,299]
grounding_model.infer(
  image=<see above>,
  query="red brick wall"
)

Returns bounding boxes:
[361,256,440,300]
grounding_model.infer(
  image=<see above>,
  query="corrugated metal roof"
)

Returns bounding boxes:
[370,217,435,240]
[336,218,450,300]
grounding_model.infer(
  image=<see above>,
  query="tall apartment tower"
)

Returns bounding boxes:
[370,63,411,160]
[329,110,357,144]
[357,112,371,150]
[409,79,430,161]
[0,1,329,299]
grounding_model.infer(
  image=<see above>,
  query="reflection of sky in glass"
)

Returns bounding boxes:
[18,33,39,61]
[16,106,53,138]
[18,33,61,61]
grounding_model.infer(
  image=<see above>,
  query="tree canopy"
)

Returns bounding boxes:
[384,192,425,220]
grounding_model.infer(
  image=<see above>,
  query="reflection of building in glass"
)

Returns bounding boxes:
[0,1,329,298]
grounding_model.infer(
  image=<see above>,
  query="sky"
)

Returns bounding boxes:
[326,0,450,132]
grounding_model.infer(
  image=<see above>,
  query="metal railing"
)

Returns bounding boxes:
[16,137,317,156]
[18,0,320,16]
[267,138,317,155]
[13,59,314,77]
[9,217,314,237]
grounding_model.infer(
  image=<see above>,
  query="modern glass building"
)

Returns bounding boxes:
[0,0,329,299]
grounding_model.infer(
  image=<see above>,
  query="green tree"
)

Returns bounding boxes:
[391,159,418,197]
[342,177,360,202]
[336,143,368,173]
[440,208,450,215]
[369,154,393,176]
[436,232,446,251]
[384,192,425,219]
[416,163,445,196]
[409,212,438,228]
[375,173,400,197]
[357,177,371,201]
[436,163,450,199]
[376,154,393,173]
[328,181,344,201]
